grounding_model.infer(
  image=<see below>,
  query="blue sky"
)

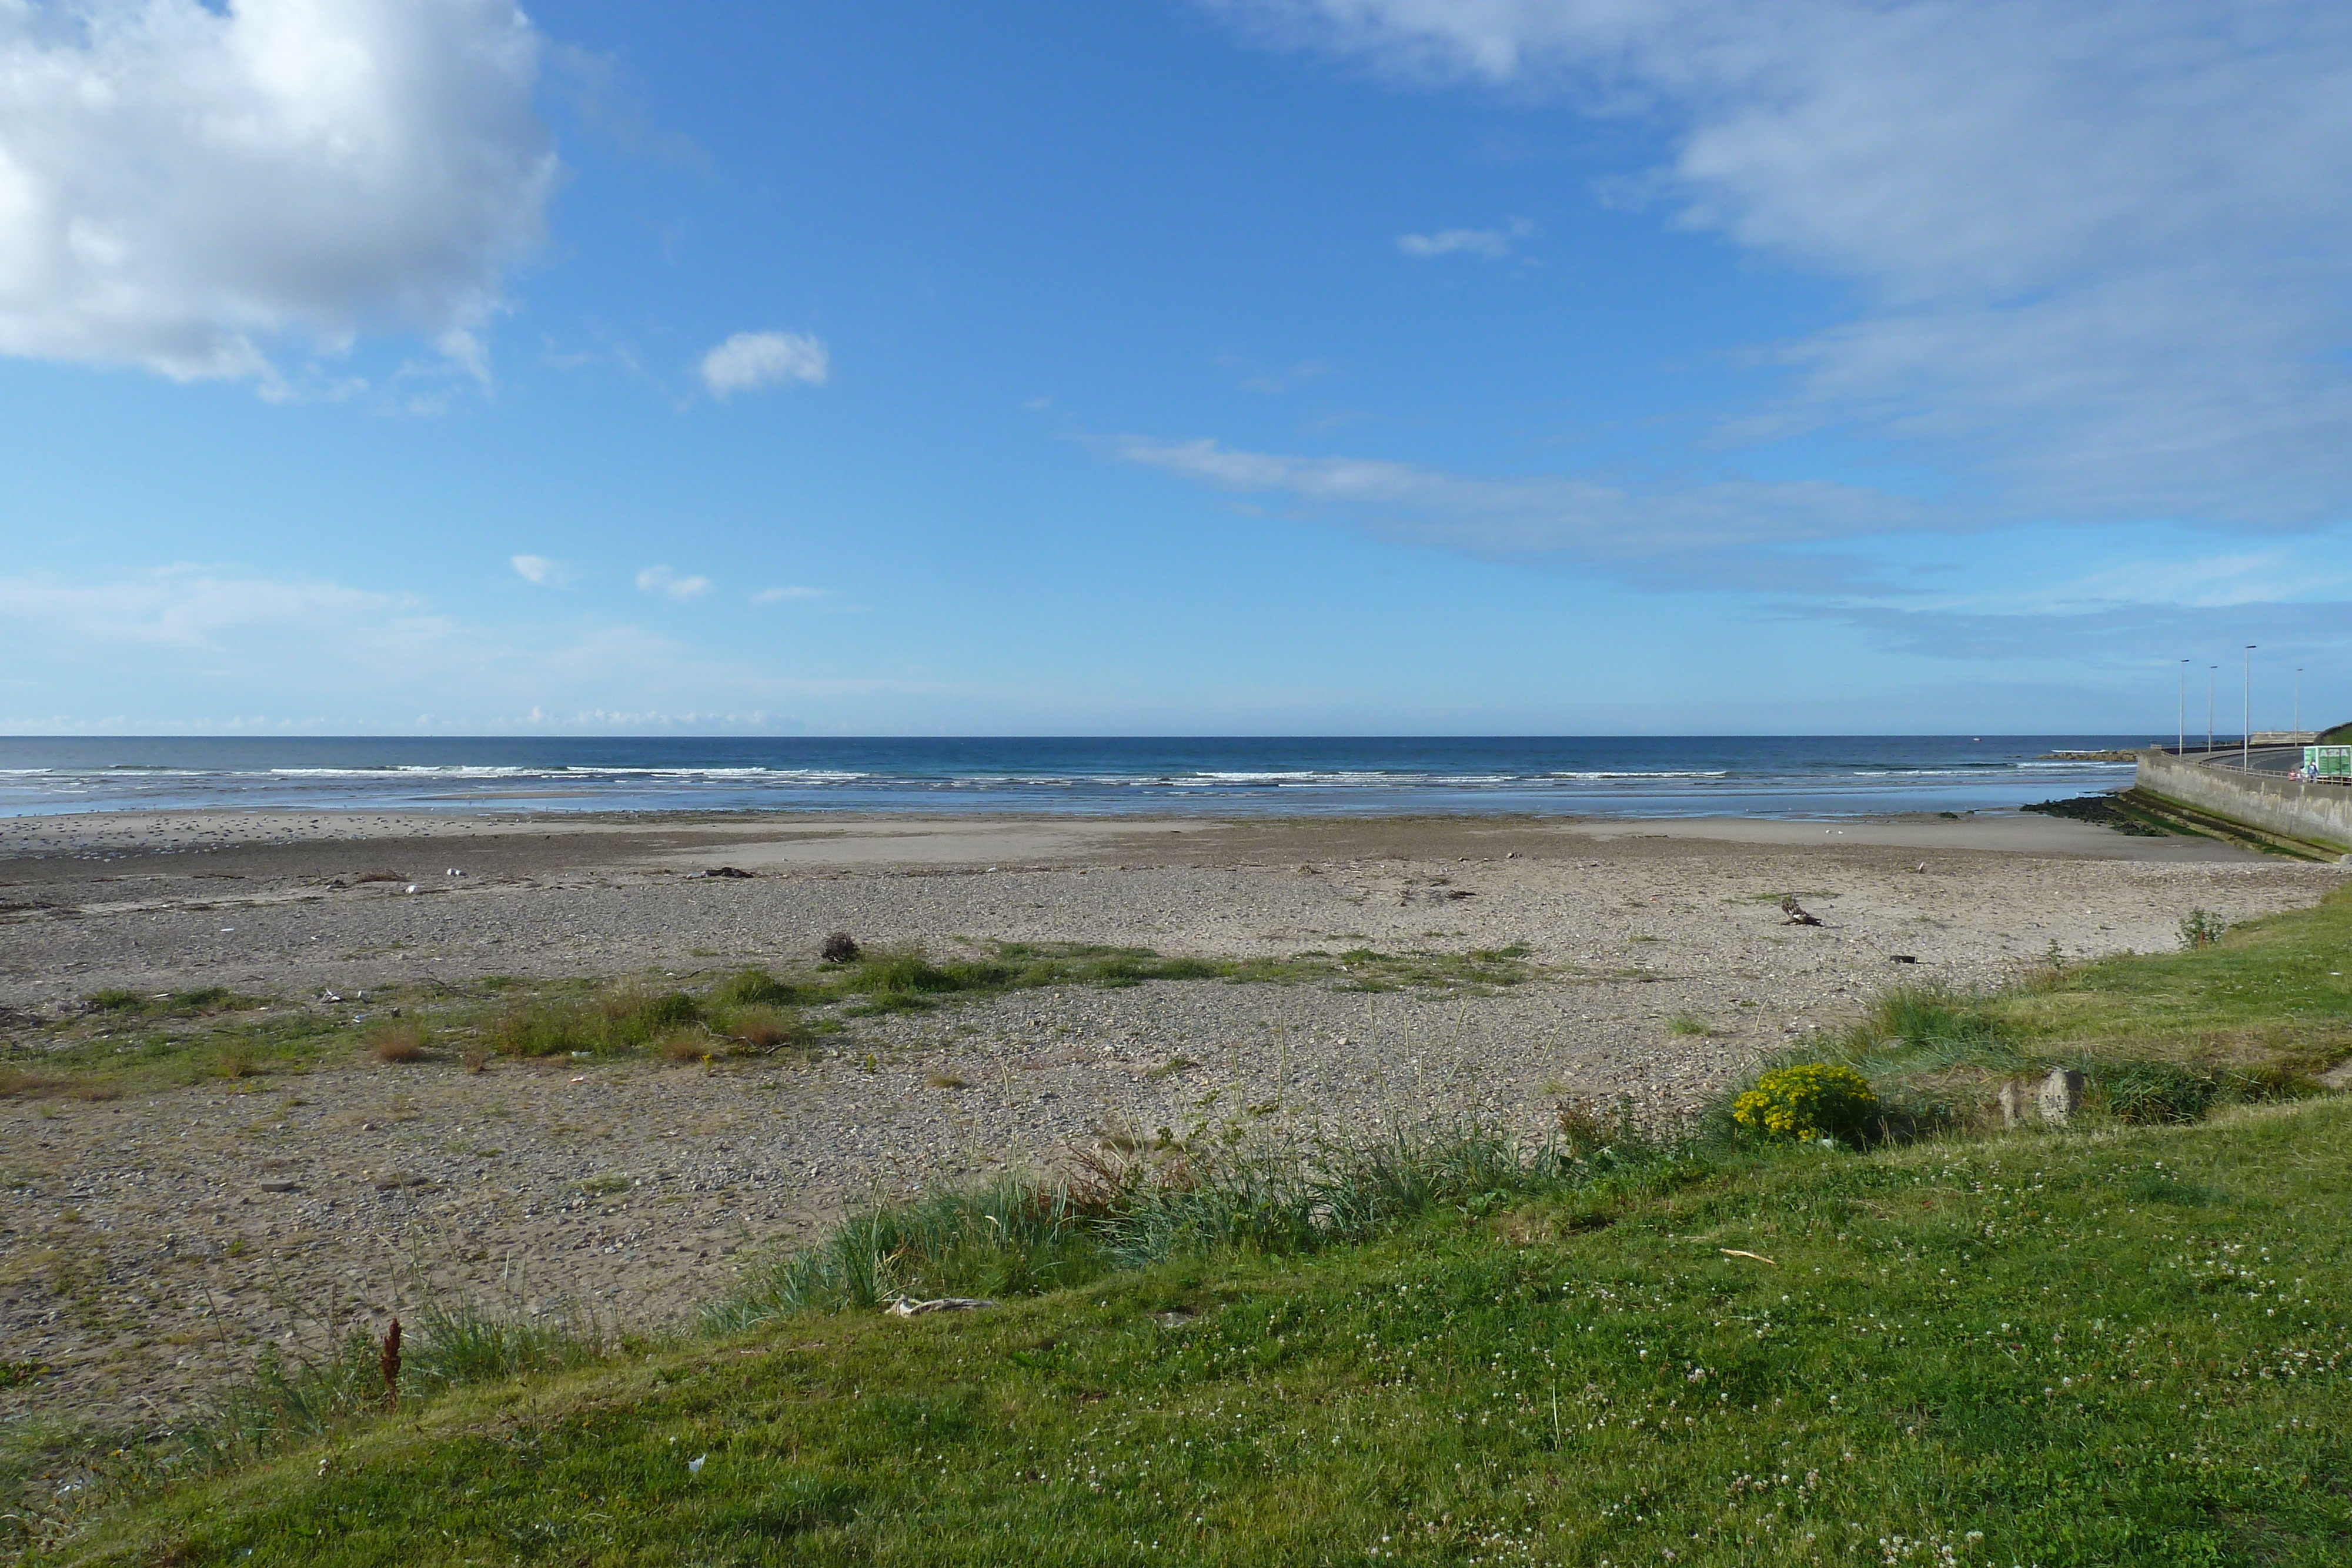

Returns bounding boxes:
[2,0,2348,735]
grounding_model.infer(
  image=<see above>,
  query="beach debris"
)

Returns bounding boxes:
[887,1295,997,1316]
[1780,896,1824,927]
[1295,862,1317,875]
[256,1179,300,1193]
[445,868,467,878]
[404,884,418,894]
[1916,862,1928,872]
[687,1453,707,1476]
[820,931,861,964]
[2037,1066,2085,1125]
[1718,1249,1777,1265]
[693,865,754,879]
[1889,954,1918,964]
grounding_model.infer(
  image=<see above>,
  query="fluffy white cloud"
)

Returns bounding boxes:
[1214,1,2352,529]
[699,330,828,399]
[0,0,555,383]
[1395,217,1530,259]
[636,565,710,600]
[510,553,559,584]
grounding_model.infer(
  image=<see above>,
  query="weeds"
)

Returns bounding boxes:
[83,986,262,1018]
[2178,907,2227,948]
[365,1021,428,1063]
[712,1121,1674,1329]
[489,989,703,1058]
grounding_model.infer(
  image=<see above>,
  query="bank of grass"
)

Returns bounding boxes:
[1778,884,2352,1138]
[28,1098,2352,1567]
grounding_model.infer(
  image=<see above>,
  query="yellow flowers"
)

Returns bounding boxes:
[1733,1063,1876,1142]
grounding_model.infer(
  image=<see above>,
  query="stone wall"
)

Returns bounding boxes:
[2134,748,2352,854]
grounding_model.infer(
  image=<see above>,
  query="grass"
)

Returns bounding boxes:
[19,895,2352,1562]
[363,1021,427,1063]
[1739,882,2352,1142]
[28,1101,2352,1566]
[4,939,1546,1098]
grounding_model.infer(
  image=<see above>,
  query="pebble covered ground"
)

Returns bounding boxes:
[2,809,2336,1443]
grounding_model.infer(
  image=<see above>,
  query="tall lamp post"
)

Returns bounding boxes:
[2179,659,2189,754]
[2244,646,2257,771]
[2296,668,2303,739]
[2207,666,2216,754]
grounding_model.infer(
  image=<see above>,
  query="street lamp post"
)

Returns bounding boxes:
[2296,668,2303,739]
[2179,659,2189,754]
[2244,646,2256,771]
[2208,667,2216,754]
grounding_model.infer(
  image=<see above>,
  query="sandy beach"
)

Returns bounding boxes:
[2,807,2337,1440]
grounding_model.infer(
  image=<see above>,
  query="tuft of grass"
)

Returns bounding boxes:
[1666,1011,1709,1036]
[364,1021,428,1064]
[658,1031,713,1065]
[717,967,797,1007]
[489,989,704,1058]
[717,1006,810,1054]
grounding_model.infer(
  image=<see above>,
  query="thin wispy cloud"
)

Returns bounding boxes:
[699,330,830,399]
[1395,217,1531,259]
[636,566,712,600]
[0,0,556,387]
[1116,434,1925,592]
[1214,1,2352,531]
[510,554,563,586]
[753,586,830,603]
[0,567,938,729]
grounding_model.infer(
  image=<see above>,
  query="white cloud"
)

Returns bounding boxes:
[510,553,559,585]
[0,0,556,385]
[1214,1,2352,529]
[753,585,828,603]
[699,330,828,399]
[1395,217,1531,259]
[636,565,711,600]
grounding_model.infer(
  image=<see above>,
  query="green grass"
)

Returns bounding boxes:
[6,939,1540,1096]
[1776,885,2352,1140]
[29,1102,2352,1566]
[20,897,2352,1563]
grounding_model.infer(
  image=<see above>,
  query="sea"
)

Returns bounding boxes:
[0,735,2152,821]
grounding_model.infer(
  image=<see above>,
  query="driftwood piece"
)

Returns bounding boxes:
[1780,896,1824,927]
[886,1296,997,1316]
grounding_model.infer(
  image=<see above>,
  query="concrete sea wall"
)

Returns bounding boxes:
[2134,749,2352,853]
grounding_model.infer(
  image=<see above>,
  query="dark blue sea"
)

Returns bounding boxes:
[0,736,2151,820]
